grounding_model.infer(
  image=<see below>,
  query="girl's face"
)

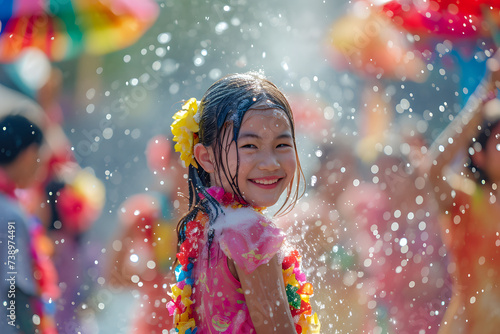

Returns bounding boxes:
[213,107,297,207]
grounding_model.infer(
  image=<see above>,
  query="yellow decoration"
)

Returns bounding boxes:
[171,98,200,168]
[72,169,106,210]
[170,284,193,308]
[298,313,321,334]
[300,295,310,303]
[178,318,196,334]
[283,267,300,288]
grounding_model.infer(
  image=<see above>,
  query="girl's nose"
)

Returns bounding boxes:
[258,151,280,170]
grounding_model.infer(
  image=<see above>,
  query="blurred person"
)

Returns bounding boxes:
[107,193,175,334]
[3,56,105,332]
[35,67,104,334]
[0,114,59,334]
[339,130,449,333]
[106,138,187,334]
[283,136,370,333]
[427,51,500,333]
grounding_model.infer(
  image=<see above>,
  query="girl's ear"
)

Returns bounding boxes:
[194,143,215,173]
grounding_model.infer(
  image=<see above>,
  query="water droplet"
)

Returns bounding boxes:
[157,33,171,44]
[215,22,229,35]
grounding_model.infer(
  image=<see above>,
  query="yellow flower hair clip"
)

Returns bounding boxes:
[171,98,200,168]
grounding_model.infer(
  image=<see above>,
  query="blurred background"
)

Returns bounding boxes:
[1,0,499,333]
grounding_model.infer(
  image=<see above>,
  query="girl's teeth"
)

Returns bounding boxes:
[254,179,278,185]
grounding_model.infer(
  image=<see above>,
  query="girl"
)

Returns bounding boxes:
[428,51,500,333]
[167,72,320,333]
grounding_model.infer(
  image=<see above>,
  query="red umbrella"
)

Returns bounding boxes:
[380,0,500,42]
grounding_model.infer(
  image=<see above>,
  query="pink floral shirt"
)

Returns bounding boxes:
[192,206,284,333]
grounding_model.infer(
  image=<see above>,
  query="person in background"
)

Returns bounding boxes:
[285,137,368,333]
[107,138,186,334]
[2,56,105,333]
[0,114,59,334]
[427,50,500,334]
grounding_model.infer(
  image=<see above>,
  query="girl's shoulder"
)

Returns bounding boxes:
[213,206,285,274]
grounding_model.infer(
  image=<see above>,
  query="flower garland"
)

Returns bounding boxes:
[282,250,321,334]
[171,98,200,168]
[166,187,319,334]
[167,209,206,334]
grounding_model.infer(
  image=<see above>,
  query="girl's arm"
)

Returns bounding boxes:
[234,255,295,333]
[427,54,500,210]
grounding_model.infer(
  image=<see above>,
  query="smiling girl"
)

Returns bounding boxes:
[167,72,320,333]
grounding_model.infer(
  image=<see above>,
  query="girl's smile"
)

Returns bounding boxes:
[250,176,282,188]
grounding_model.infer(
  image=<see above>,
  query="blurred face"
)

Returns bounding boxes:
[482,123,500,183]
[211,108,297,207]
[12,144,42,188]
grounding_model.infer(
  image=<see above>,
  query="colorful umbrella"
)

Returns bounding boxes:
[0,0,159,62]
[377,0,500,103]
[380,0,500,43]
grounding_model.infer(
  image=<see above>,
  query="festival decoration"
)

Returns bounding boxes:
[380,0,500,42]
[55,169,105,233]
[167,210,206,334]
[282,250,321,334]
[0,0,159,62]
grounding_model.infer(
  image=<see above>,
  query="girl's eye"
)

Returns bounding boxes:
[277,143,292,148]
[241,144,257,149]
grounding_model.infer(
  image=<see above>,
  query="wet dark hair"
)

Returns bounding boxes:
[466,118,500,184]
[0,114,43,166]
[175,72,305,260]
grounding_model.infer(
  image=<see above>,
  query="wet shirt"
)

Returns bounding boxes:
[192,206,284,333]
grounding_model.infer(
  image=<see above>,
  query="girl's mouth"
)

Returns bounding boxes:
[250,177,282,188]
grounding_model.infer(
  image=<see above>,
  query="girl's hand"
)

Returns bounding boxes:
[484,98,500,121]
[482,50,500,121]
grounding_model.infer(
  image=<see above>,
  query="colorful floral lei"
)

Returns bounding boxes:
[171,98,200,168]
[282,250,321,333]
[166,187,319,334]
[166,209,206,334]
